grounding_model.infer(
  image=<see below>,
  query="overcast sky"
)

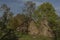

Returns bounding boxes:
[0,0,60,16]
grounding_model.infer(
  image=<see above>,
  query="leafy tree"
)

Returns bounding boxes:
[24,1,36,18]
[35,2,58,40]
[0,4,18,40]
[14,14,30,34]
[38,2,57,26]
[18,1,36,34]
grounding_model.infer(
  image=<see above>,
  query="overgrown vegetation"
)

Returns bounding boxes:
[0,1,60,40]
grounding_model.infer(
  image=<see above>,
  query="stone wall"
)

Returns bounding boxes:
[28,19,54,37]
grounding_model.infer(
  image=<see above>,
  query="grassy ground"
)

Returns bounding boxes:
[18,35,53,40]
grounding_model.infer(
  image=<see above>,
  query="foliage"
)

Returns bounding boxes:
[0,1,60,40]
[38,2,57,25]
[0,4,18,40]
[34,2,59,40]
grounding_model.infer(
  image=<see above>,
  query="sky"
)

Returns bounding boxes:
[0,0,60,16]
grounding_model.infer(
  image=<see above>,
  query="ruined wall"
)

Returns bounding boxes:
[28,19,54,37]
